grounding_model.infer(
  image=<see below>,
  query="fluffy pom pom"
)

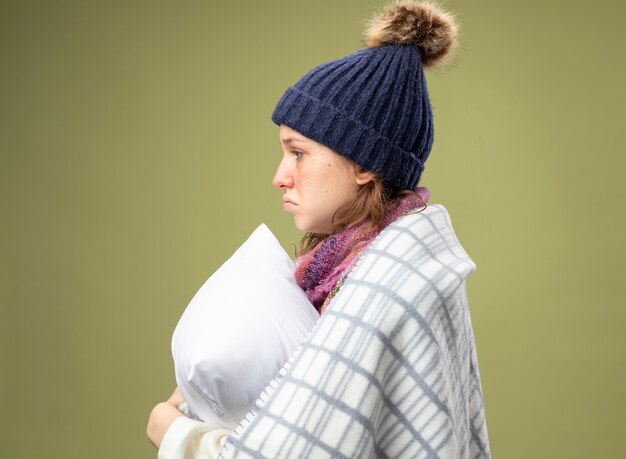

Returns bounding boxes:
[364,0,458,68]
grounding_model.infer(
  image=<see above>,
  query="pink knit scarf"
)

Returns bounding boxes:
[295,187,429,314]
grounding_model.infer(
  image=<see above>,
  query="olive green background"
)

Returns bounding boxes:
[1,0,624,457]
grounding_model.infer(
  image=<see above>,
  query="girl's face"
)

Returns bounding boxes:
[273,125,365,234]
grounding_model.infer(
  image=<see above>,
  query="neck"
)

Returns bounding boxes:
[295,187,430,312]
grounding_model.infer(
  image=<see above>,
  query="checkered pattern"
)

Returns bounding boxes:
[218,205,490,458]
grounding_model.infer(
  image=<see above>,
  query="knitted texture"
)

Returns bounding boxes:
[295,187,430,312]
[272,45,433,191]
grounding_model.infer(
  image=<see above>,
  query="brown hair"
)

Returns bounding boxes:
[298,175,427,255]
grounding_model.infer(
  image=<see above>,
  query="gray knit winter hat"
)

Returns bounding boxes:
[272,1,458,191]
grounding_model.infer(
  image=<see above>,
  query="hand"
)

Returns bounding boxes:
[147,387,185,449]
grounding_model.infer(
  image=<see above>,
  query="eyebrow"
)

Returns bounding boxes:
[279,136,309,145]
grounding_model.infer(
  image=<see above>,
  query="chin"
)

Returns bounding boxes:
[294,219,325,234]
[294,221,313,233]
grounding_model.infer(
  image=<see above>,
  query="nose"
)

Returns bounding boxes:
[272,157,293,189]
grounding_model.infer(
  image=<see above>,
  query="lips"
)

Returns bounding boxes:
[282,197,297,205]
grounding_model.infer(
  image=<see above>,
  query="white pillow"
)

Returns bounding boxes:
[171,224,319,429]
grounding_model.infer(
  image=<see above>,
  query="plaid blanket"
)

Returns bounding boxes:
[218,204,490,458]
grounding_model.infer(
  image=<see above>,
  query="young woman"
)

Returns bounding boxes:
[148,1,490,457]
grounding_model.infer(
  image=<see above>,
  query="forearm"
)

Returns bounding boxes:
[147,402,184,449]
[158,416,230,459]
[148,387,231,458]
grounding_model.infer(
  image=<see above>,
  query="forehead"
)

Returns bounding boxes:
[279,125,311,145]
[277,124,355,169]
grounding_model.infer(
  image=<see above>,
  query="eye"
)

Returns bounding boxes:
[291,150,304,160]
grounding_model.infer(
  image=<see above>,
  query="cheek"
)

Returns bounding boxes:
[327,168,359,202]
[314,163,350,195]
[317,179,357,219]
